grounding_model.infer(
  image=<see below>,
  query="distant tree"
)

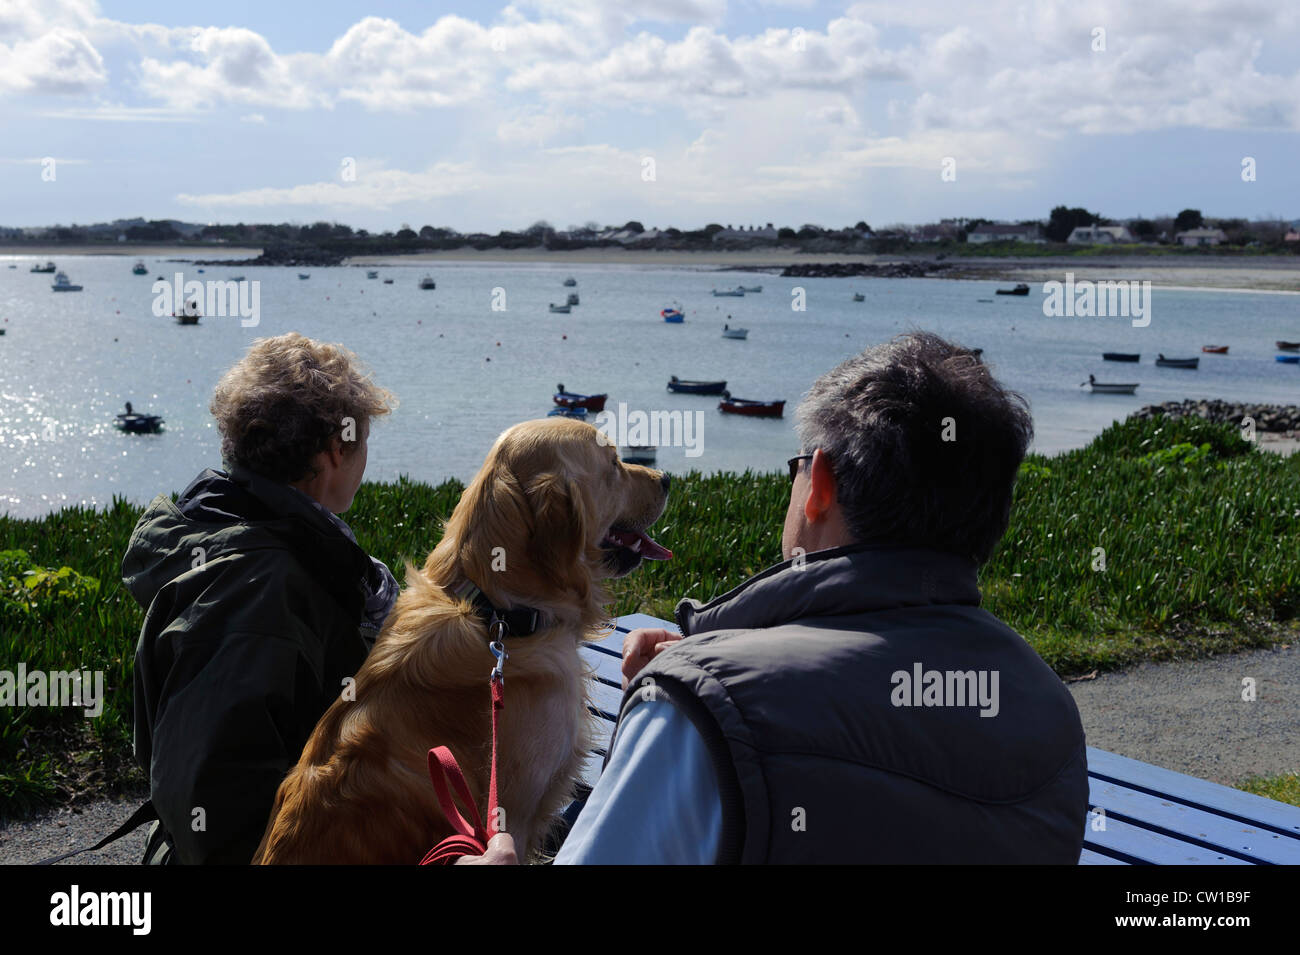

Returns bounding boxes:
[583,220,602,232]
[526,220,552,235]
[1174,209,1204,232]
[778,227,797,239]
[396,228,417,241]
[1129,218,1157,239]
[796,226,821,239]
[703,223,725,236]
[622,220,644,233]
[854,220,871,232]
[419,225,437,240]
[666,227,682,237]
[1045,206,1101,242]
[957,217,991,242]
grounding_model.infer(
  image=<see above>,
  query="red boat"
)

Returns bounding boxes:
[553,383,607,413]
[1201,345,1229,354]
[719,390,784,418]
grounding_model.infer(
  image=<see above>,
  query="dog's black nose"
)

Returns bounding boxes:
[660,472,671,491]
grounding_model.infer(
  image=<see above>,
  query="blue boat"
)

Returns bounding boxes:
[547,406,588,419]
[1276,355,1300,364]
[662,307,684,323]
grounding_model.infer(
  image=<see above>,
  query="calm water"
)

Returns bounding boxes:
[2,254,1298,518]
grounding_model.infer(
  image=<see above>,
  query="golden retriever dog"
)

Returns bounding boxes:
[253,417,671,864]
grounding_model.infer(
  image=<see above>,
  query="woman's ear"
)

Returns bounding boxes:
[525,473,589,591]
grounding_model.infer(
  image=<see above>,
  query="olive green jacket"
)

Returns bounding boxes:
[124,465,379,864]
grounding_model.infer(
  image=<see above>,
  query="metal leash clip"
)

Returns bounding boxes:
[488,617,509,683]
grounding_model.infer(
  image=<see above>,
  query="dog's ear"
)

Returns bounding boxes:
[524,472,590,593]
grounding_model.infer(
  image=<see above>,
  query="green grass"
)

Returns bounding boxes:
[1237,772,1300,808]
[2,416,1297,817]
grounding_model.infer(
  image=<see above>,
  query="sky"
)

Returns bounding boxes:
[2,0,1298,233]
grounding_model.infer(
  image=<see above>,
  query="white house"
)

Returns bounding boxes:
[1067,225,1134,244]
[1173,228,1228,247]
[967,223,1044,244]
[712,224,780,243]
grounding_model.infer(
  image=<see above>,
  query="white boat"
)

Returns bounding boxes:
[1081,375,1137,395]
[549,303,572,314]
[852,293,865,302]
[712,288,745,297]
[722,324,749,340]
[132,260,148,275]
[51,271,82,292]
[566,292,580,306]
[419,275,436,289]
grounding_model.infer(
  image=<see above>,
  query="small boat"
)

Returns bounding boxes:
[298,273,310,280]
[132,260,148,275]
[553,384,607,413]
[1102,352,1141,362]
[621,446,657,465]
[229,275,245,282]
[547,406,588,420]
[566,293,580,306]
[1201,345,1229,354]
[738,285,762,293]
[1275,355,1300,364]
[115,402,164,434]
[852,293,865,302]
[995,283,1031,296]
[1155,354,1199,369]
[712,288,745,297]
[1277,341,1300,351]
[719,390,784,418]
[51,271,82,292]
[549,303,572,314]
[662,307,684,323]
[667,376,727,395]
[383,278,394,284]
[563,277,577,287]
[1081,375,1138,395]
[722,324,749,340]
[419,275,436,289]
[30,261,56,273]
[174,301,201,324]
[367,270,379,279]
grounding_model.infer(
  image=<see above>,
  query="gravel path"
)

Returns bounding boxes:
[2,642,1295,864]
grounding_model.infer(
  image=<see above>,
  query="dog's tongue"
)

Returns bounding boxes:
[607,528,672,560]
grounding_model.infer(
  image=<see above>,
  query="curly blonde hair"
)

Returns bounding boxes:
[211,332,396,482]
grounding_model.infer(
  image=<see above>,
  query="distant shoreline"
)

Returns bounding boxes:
[3,244,1298,291]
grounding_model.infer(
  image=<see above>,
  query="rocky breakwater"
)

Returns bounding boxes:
[1130,399,1300,434]
[193,243,344,268]
[779,261,949,279]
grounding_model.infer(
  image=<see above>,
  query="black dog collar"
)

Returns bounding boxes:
[451,579,541,638]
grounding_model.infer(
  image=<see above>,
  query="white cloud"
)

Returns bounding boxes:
[176,161,483,208]
[0,27,106,93]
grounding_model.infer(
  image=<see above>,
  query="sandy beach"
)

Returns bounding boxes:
[4,244,1299,292]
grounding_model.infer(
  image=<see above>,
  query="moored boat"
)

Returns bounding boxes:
[566,293,580,306]
[718,390,784,418]
[547,406,588,419]
[173,300,201,324]
[1102,352,1140,362]
[667,376,726,395]
[852,293,865,302]
[722,324,749,340]
[711,288,745,297]
[1277,341,1300,351]
[1201,345,1229,354]
[553,384,607,412]
[1082,375,1138,395]
[383,278,394,284]
[549,303,571,313]
[30,261,56,273]
[662,307,684,323]
[995,283,1031,296]
[50,271,82,291]
[621,446,657,465]
[738,285,762,293]
[1155,354,1199,369]
[132,260,148,275]
[367,270,379,279]
[419,275,436,289]
[115,402,164,434]
[298,273,310,280]
[1276,355,1300,364]
[563,277,577,287]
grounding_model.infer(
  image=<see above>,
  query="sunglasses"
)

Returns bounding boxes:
[787,453,813,482]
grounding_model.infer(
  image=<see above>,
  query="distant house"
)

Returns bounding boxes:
[967,223,1044,244]
[1067,225,1134,244]
[712,224,779,243]
[1284,229,1300,243]
[1173,228,1228,247]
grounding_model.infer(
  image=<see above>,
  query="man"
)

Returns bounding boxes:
[125,333,396,864]
[550,331,1088,864]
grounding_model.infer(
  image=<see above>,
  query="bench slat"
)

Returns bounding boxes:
[1083,816,1253,865]
[1078,847,1130,865]
[1087,747,1300,836]
[580,644,625,686]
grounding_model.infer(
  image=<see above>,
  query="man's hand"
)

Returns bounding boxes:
[453,832,518,865]
[621,627,682,689]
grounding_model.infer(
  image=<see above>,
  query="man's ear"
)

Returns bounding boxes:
[804,448,837,523]
[525,473,589,589]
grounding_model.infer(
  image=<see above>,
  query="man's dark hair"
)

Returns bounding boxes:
[795,331,1033,564]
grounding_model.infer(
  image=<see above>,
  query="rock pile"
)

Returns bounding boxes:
[779,261,948,279]
[1129,399,1300,433]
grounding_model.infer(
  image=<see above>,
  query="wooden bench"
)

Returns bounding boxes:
[573,613,1300,865]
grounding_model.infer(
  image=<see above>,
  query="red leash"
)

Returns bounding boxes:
[420,641,507,865]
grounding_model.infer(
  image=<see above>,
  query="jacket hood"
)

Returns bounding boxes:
[675,543,982,636]
[122,466,375,613]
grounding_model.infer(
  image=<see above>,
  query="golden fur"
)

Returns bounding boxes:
[253,418,669,864]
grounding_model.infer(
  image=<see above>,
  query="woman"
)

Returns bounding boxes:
[123,332,397,864]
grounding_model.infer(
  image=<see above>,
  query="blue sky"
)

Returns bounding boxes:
[3,0,1298,232]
